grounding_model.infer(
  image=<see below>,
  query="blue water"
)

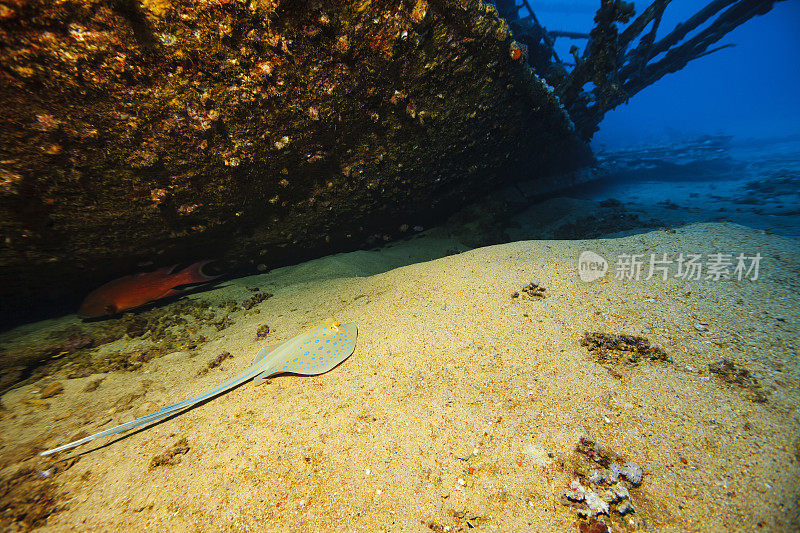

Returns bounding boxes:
[534,0,800,150]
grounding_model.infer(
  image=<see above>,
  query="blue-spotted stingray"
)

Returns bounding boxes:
[39,322,358,456]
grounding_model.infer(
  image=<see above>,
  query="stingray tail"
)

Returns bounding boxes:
[38,359,268,457]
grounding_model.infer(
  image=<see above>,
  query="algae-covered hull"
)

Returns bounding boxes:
[0,0,591,321]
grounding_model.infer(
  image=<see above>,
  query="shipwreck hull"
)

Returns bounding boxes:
[0,0,592,324]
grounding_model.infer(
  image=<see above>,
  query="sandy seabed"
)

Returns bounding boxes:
[1,222,798,532]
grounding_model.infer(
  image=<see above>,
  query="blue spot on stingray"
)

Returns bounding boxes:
[293,358,299,362]
[327,350,331,354]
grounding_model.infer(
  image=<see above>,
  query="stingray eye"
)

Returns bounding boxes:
[104,305,116,314]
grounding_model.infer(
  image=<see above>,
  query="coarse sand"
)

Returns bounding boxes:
[1,222,798,532]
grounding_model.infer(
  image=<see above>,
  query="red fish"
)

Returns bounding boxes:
[78,261,220,318]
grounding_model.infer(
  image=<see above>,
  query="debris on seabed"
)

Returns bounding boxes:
[581,332,669,364]
[512,278,546,300]
[709,358,768,403]
[561,437,646,529]
[256,324,271,339]
[149,437,190,469]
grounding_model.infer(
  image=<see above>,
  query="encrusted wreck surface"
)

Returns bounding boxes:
[0,0,592,323]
